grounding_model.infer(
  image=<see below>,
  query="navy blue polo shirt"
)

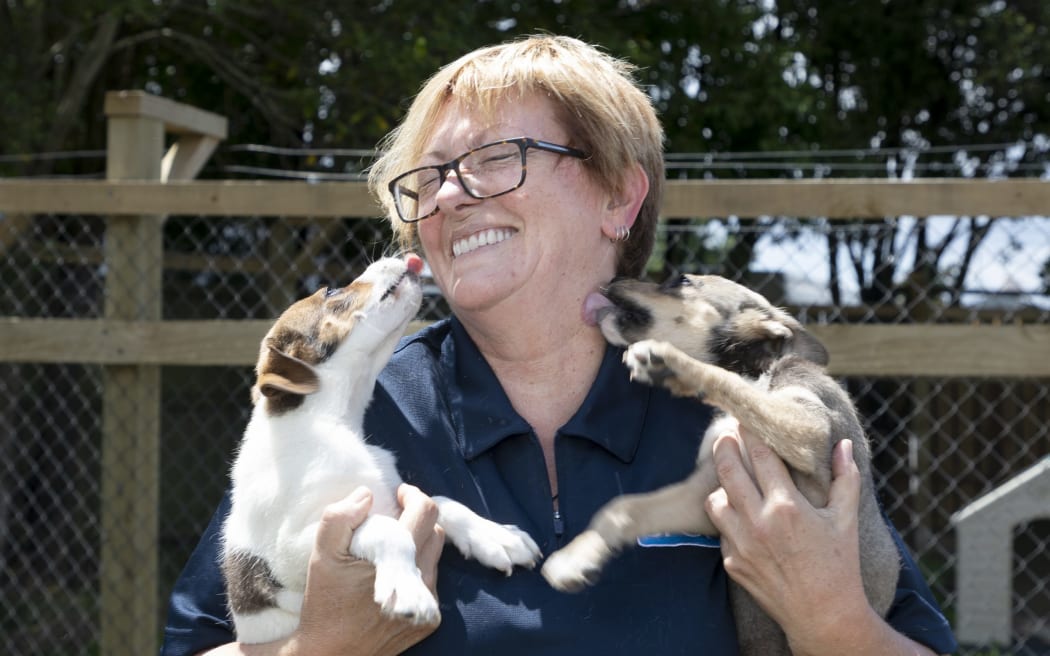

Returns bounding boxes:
[161,317,957,655]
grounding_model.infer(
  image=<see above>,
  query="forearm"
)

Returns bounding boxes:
[197,634,375,656]
[785,603,939,656]
[198,639,301,656]
[198,643,283,656]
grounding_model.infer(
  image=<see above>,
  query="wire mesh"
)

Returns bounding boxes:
[1,210,1048,655]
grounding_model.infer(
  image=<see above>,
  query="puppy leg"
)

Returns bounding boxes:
[432,497,542,574]
[542,467,718,592]
[223,548,302,644]
[350,514,440,626]
[626,340,831,481]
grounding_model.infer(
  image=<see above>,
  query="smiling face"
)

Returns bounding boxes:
[414,93,624,321]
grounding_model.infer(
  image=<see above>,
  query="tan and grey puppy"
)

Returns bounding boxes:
[542,274,899,656]
[222,254,540,644]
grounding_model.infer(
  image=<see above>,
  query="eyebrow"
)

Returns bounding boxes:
[420,125,516,163]
[421,140,482,163]
[420,147,451,162]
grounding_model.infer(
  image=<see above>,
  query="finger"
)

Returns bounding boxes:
[827,439,861,516]
[704,485,737,537]
[314,486,373,560]
[417,524,446,594]
[711,433,763,516]
[744,436,795,501]
[397,483,440,548]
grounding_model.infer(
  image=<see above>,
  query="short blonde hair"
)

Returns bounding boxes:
[368,34,664,278]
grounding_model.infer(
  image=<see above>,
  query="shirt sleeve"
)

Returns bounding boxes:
[885,522,958,655]
[160,492,235,656]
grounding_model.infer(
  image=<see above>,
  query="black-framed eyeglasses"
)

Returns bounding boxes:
[387,137,588,223]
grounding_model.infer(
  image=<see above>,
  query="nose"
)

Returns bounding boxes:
[434,169,477,214]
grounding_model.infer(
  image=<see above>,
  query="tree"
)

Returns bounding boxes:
[1,0,1046,309]
[769,0,1050,310]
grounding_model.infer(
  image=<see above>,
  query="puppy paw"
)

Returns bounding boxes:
[541,530,611,592]
[459,522,542,575]
[625,340,675,386]
[373,566,441,626]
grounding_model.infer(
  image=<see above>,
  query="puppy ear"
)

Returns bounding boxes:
[784,326,829,366]
[258,346,320,397]
[735,312,828,367]
[752,318,795,362]
[731,312,793,346]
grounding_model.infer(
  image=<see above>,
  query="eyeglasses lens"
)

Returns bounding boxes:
[394,141,526,222]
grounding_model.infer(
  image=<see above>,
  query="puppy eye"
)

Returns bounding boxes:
[324,287,341,298]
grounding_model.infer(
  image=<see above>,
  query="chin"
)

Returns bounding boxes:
[446,275,518,315]
[447,288,504,315]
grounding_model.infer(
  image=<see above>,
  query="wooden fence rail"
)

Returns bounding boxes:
[0,317,1047,378]
[2,176,1049,219]
[2,177,1049,378]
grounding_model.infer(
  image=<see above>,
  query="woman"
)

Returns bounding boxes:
[161,35,957,656]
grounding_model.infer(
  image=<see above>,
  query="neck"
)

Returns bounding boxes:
[455,300,613,499]
[460,308,608,445]
[306,359,382,425]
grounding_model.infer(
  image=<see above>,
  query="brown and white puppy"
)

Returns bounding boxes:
[222,254,541,644]
[542,274,899,656]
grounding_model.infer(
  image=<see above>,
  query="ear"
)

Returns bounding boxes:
[257,346,320,397]
[749,315,830,367]
[748,318,795,362]
[784,326,830,366]
[732,310,793,345]
[601,162,649,239]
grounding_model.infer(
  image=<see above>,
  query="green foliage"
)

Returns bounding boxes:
[5,1,1047,167]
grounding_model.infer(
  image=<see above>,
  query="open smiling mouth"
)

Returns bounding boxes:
[452,228,516,258]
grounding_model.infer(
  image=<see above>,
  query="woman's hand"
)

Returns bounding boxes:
[292,484,445,655]
[705,431,937,656]
[203,484,444,656]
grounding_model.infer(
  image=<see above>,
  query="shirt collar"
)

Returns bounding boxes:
[446,317,648,463]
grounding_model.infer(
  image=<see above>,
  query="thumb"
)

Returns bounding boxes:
[314,486,374,558]
[828,439,861,515]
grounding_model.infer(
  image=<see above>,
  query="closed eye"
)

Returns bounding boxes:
[659,274,690,291]
[478,152,516,166]
[417,176,441,197]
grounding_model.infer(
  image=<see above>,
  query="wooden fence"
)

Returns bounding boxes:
[1,92,1049,652]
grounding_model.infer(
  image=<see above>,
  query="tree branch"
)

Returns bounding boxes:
[35,10,121,175]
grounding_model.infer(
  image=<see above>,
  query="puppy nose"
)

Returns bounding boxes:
[405,253,423,275]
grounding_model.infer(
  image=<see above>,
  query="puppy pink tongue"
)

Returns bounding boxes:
[582,291,613,327]
[405,253,424,275]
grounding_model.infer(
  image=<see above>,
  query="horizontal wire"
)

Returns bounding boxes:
[221,165,368,180]
[6,140,1044,179]
[225,144,378,158]
[0,150,107,163]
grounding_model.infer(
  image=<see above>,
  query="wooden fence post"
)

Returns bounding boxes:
[99,91,226,654]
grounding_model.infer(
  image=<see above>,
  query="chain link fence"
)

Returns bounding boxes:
[1,209,1048,654]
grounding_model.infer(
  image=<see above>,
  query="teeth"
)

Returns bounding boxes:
[452,228,513,258]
